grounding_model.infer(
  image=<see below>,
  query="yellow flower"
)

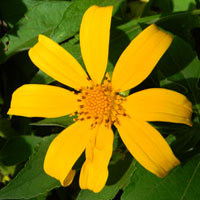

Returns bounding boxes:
[8,5,192,193]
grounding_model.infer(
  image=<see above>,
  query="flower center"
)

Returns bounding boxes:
[76,75,126,128]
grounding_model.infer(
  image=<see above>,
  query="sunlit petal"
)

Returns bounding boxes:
[123,88,192,126]
[116,116,180,177]
[79,124,114,193]
[80,5,113,84]
[8,84,79,118]
[44,120,94,186]
[29,35,90,90]
[112,24,173,92]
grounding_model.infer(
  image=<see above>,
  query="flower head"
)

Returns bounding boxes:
[8,5,192,193]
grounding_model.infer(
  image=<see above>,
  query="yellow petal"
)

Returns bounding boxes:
[79,124,114,193]
[123,88,192,126]
[44,120,93,186]
[8,84,79,118]
[29,35,90,90]
[62,170,76,187]
[80,5,113,84]
[116,116,180,177]
[112,24,173,92]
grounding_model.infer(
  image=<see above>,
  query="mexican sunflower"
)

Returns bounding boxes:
[8,5,192,193]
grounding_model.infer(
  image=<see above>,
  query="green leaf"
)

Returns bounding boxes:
[0,0,69,27]
[126,1,149,19]
[30,70,54,85]
[147,0,173,13]
[0,1,71,63]
[30,115,74,128]
[76,153,135,200]
[27,192,49,200]
[0,135,42,166]
[62,41,83,65]
[0,0,42,27]
[156,36,200,116]
[51,0,123,42]
[172,123,200,161]
[173,0,196,11]
[0,134,60,199]
[121,155,200,200]
[0,119,18,138]
[0,0,123,64]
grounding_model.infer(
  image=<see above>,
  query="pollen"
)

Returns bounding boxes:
[75,74,126,127]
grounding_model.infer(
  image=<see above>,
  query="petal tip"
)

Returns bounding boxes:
[188,122,193,127]
[156,156,180,178]
[149,24,174,47]
[38,34,48,42]
[61,170,76,187]
[7,109,12,116]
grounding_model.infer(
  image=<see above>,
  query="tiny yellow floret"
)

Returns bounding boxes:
[76,74,126,127]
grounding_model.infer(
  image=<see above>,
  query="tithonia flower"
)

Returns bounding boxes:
[8,5,192,193]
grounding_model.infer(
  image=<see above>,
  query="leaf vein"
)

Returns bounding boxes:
[180,161,200,200]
